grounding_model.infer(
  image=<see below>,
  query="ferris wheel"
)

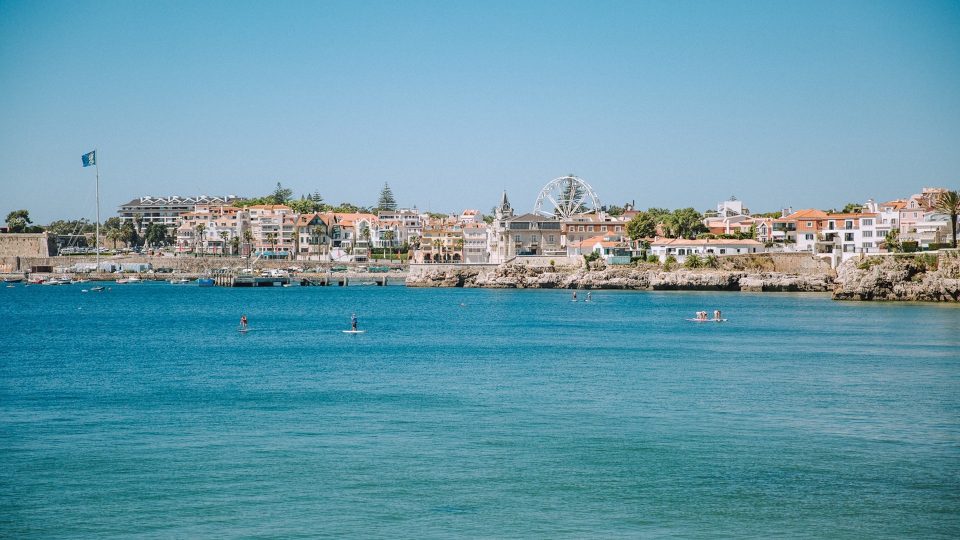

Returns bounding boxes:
[533,175,601,219]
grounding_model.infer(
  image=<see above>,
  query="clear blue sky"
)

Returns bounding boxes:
[1,0,958,223]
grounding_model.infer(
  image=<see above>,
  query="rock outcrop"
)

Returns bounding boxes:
[833,252,960,301]
[407,262,835,292]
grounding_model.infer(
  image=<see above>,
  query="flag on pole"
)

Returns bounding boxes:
[82,150,96,167]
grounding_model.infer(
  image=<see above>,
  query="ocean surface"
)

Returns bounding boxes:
[1,282,958,538]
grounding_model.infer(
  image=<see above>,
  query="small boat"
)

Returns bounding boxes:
[90,286,106,292]
[197,278,215,287]
[169,278,190,284]
[2,277,23,283]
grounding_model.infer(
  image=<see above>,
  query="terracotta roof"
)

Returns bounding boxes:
[783,209,828,220]
[824,212,877,219]
[651,238,763,247]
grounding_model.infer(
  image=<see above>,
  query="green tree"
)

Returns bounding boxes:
[626,211,658,240]
[219,231,229,255]
[144,223,169,248]
[666,208,707,239]
[288,197,323,214]
[5,209,32,232]
[265,232,277,257]
[555,176,586,217]
[106,227,124,249]
[377,182,397,211]
[332,202,361,213]
[684,253,703,268]
[883,229,901,253]
[841,202,863,214]
[271,182,293,205]
[121,220,140,247]
[604,204,625,217]
[663,254,677,270]
[230,236,240,256]
[705,254,720,269]
[194,223,206,254]
[934,190,960,248]
[47,219,95,235]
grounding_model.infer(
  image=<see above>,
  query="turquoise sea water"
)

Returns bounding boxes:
[1,282,959,538]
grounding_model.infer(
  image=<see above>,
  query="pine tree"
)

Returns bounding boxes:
[378,182,397,211]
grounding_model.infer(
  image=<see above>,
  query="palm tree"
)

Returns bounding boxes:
[934,190,960,248]
[230,236,240,256]
[454,237,464,262]
[194,223,206,255]
[107,227,123,250]
[242,229,254,258]
[382,229,396,260]
[433,238,443,262]
[265,232,277,258]
[219,231,229,256]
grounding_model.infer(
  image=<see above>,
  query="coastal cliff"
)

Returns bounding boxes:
[832,250,960,301]
[407,256,835,292]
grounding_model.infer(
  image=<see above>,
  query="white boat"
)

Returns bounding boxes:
[116,276,142,284]
[169,278,190,284]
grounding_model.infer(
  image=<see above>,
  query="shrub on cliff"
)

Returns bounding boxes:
[684,254,703,268]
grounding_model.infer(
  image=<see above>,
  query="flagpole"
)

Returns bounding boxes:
[95,149,100,271]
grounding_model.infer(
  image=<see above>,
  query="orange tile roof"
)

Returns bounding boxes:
[783,209,828,220]
[651,238,763,246]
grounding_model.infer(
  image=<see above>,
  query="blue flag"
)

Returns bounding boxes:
[82,150,96,167]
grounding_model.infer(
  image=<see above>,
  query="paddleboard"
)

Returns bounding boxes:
[239,327,251,333]
[342,330,366,334]
[686,318,728,322]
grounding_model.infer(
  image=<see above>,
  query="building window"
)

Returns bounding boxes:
[720,249,726,254]
[805,233,814,240]
[548,235,555,243]
[861,219,873,226]
[806,222,813,227]
[863,231,873,238]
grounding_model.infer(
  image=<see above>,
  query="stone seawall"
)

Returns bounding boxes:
[1,255,395,274]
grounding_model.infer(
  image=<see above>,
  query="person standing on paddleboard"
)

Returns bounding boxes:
[351,313,358,331]
[240,315,248,330]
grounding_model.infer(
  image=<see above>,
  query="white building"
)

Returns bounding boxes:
[119,195,242,233]
[650,238,764,262]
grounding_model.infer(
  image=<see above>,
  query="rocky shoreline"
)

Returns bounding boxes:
[407,263,834,292]
[832,251,960,301]
[408,250,960,302]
